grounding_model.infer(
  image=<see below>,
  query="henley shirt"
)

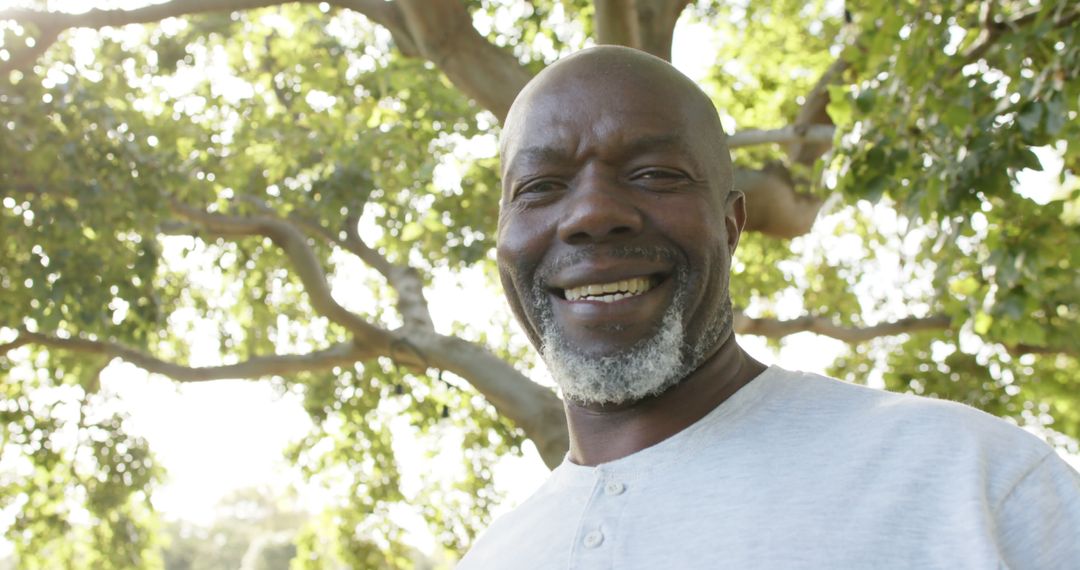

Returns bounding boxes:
[457,365,1080,569]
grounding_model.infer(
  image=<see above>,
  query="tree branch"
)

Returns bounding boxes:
[735,163,823,239]
[1007,343,1078,358]
[786,57,848,166]
[393,0,532,121]
[10,330,369,382]
[734,312,1075,357]
[962,2,1013,63]
[728,124,835,149]
[0,0,418,73]
[593,0,689,61]
[2,1,290,29]
[411,331,568,468]
[594,0,641,50]
[288,209,435,331]
[734,313,952,343]
[336,214,393,275]
[0,24,60,77]
[329,0,420,57]
[0,335,32,355]
[961,4,1079,64]
[166,199,560,463]
[168,200,388,344]
[632,0,690,61]
[341,215,434,331]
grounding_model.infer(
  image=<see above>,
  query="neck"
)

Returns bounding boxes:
[564,334,766,466]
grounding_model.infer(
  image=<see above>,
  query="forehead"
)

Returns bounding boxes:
[502,74,716,172]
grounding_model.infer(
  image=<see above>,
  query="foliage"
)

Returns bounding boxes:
[0,362,163,569]
[161,487,305,570]
[1,0,1077,567]
[826,0,1080,432]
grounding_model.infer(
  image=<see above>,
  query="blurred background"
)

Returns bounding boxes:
[1,0,1078,568]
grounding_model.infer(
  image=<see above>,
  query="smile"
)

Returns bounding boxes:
[563,276,655,303]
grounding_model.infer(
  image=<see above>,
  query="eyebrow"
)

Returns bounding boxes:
[619,134,699,167]
[509,145,573,171]
[613,133,706,176]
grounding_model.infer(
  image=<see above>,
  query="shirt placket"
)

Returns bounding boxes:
[568,467,630,569]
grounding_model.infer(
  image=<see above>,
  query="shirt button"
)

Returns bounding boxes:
[604,481,626,495]
[583,530,604,548]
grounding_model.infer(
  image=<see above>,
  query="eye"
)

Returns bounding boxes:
[631,167,689,188]
[636,168,683,179]
[514,178,565,199]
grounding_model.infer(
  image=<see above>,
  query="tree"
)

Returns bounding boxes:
[161,487,305,570]
[157,485,441,569]
[1,0,1078,566]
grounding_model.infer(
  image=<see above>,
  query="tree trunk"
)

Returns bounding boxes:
[594,0,690,61]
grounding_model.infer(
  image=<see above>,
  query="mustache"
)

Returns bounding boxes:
[531,245,682,286]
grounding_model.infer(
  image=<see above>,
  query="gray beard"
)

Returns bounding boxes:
[530,261,731,406]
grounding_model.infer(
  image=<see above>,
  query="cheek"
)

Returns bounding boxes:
[496,215,556,327]
[670,212,731,304]
[496,216,553,348]
[496,211,555,276]
[663,204,726,261]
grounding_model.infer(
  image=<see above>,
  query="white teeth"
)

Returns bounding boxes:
[564,277,653,302]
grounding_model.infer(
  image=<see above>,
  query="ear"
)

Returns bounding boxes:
[724,190,747,253]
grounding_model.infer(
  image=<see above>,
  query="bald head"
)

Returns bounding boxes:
[501,46,733,194]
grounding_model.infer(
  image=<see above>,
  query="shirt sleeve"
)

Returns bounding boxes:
[994,451,1080,570]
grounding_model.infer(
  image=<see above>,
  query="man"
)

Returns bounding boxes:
[458,46,1080,569]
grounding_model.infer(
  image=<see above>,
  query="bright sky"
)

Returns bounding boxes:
[2,0,1078,563]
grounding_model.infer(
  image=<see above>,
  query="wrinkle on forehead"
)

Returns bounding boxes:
[500,47,731,184]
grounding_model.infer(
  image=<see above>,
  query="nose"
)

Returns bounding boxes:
[556,171,643,244]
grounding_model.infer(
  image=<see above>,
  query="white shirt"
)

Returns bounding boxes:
[458,366,1080,569]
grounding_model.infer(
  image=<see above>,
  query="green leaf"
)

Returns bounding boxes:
[1016,102,1043,134]
[826,84,853,127]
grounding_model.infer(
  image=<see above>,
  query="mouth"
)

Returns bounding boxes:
[557,275,662,303]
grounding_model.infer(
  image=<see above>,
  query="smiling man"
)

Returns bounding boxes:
[457,46,1080,569]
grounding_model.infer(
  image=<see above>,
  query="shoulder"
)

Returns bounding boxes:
[761,366,1042,443]
[754,366,1058,491]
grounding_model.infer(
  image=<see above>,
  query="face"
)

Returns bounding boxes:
[497,53,744,406]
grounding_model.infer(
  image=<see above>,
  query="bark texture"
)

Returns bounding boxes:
[593,0,690,60]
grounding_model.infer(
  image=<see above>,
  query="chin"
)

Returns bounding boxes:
[541,297,689,406]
